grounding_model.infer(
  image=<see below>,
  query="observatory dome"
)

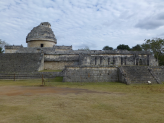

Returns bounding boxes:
[26,22,57,47]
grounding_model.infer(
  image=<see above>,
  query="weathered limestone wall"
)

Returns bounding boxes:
[16,46,72,53]
[44,61,78,70]
[54,45,72,51]
[28,40,56,47]
[0,53,44,73]
[149,55,158,66]
[44,54,79,70]
[44,54,79,61]
[5,45,23,53]
[38,53,44,71]
[117,67,128,84]
[16,49,158,67]
[151,66,164,82]
[79,54,150,66]
[63,66,118,82]
[5,49,18,53]
[0,71,64,79]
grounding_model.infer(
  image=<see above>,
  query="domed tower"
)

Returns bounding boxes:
[26,22,57,47]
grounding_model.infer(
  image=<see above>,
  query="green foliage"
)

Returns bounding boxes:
[157,54,164,66]
[141,38,164,65]
[102,46,113,50]
[0,39,8,53]
[0,47,4,53]
[131,44,142,51]
[117,44,131,51]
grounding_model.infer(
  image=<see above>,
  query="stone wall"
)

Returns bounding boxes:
[63,66,118,82]
[0,70,64,79]
[0,53,44,73]
[44,54,79,61]
[53,45,72,51]
[5,45,23,53]
[38,53,44,71]
[15,48,158,67]
[151,66,164,82]
[149,55,158,66]
[44,54,79,70]
[117,67,130,85]
[44,61,78,70]
[27,40,56,48]
[5,49,18,53]
[16,46,73,53]
[63,65,164,84]
[16,48,153,55]
[79,54,151,66]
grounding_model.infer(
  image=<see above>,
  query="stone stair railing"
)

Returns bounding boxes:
[118,67,131,85]
[148,67,162,84]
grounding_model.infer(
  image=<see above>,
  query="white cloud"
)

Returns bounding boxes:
[0,0,164,50]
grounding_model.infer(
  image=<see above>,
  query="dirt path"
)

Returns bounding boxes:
[0,86,109,96]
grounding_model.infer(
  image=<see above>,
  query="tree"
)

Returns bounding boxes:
[131,44,142,51]
[141,38,164,65]
[0,39,8,53]
[117,44,131,51]
[0,47,4,53]
[157,53,164,66]
[102,46,113,50]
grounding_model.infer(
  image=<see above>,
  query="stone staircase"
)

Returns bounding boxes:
[120,66,158,84]
[0,53,43,73]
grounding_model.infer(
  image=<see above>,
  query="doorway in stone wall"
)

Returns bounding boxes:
[139,59,142,65]
[41,44,44,47]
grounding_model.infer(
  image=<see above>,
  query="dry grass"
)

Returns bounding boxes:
[0,79,164,123]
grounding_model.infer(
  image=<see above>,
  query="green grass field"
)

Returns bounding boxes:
[0,79,164,123]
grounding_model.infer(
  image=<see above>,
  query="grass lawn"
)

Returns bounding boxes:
[0,79,164,123]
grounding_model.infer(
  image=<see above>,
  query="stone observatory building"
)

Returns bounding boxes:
[2,22,164,84]
[26,22,57,48]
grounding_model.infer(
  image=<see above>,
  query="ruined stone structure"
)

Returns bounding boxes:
[27,22,57,48]
[2,22,163,84]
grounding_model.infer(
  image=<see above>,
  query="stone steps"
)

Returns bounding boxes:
[0,53,43,73]
[121,66,157,84]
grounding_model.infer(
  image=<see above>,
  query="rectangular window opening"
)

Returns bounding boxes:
[41,44,44,47]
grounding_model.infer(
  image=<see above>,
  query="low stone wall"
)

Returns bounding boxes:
[53,45,72,51]
[79,54,154,66]
[63,66,118,82]
[0,71,64,79]
[44,54,79,61]
[44,61,78,70]
[5,45,23,53]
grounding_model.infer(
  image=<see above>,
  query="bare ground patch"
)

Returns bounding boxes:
[0,81,164,123]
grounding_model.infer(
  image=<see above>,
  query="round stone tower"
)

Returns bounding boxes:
[26,22,57,47]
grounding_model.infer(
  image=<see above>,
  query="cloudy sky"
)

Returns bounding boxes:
[0,0,164,50]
